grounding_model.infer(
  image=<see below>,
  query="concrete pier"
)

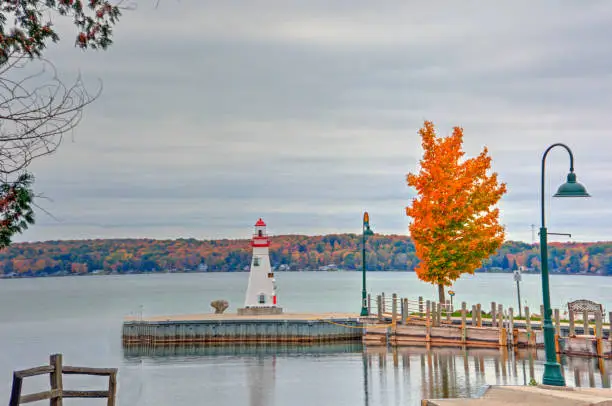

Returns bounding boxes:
[122,312,365,345]
[422,385,612,405]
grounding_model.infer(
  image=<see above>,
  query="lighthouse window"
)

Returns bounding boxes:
[258,230,263,237]
[253,257,260,267]
[258,294,266,304]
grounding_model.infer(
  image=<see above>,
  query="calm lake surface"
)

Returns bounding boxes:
[1,272,611,405]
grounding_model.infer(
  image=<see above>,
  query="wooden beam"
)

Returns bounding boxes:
[19,389,60,404]
[63,390,109,398]
[13,365,55,378]
[63,366,117,376]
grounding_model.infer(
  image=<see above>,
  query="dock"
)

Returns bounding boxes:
[121,294,612,361]
[122,312,366,345]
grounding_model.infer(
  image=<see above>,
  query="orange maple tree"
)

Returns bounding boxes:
[406,121,507,303]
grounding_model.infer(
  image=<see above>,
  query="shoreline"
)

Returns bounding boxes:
[1,269,609,280]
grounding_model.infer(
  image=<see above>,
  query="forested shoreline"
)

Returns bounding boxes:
[1,235,611,278]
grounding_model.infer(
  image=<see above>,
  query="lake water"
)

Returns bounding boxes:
[1,272,611,405]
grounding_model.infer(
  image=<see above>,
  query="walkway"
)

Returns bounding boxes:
[422,385,612,405]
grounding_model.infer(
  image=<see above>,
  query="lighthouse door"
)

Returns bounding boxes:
[258,293,266,304]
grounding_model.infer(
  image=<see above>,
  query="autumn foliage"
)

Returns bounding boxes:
[406,121,507,302]
[0,0,122,59]
[2,236,612,277]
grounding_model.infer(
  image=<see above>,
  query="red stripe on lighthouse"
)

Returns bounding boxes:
[273,295,277,305]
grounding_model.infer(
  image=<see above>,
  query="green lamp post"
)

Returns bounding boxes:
[361,211,374,317]
[539,143,590,386]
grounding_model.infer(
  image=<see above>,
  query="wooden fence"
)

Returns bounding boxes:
[9,354,117,406]
[364,292,612,358]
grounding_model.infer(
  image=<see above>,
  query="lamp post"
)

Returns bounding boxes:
[539,143,590,386]
[361,211,374,316]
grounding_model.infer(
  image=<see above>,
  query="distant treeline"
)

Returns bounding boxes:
[1,235,612,277]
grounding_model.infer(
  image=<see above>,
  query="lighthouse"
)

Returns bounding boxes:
[238,218,283,315]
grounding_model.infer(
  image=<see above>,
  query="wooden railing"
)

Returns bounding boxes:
[9,354,117,406]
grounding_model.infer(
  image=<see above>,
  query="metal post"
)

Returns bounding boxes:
[539,143,580,387]
[360,213,368,316]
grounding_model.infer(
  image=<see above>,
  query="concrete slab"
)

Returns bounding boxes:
[422,385,612,405]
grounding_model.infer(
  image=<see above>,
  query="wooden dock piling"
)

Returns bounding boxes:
[583,310,589,335]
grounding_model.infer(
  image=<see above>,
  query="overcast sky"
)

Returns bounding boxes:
[12,1,612,243]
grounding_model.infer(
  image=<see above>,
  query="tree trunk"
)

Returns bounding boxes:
[438,284,445,304]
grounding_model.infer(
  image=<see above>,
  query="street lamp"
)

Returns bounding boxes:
[539,143,590,386]
[361,211,374,316]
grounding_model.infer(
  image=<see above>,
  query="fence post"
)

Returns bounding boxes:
[554,308,561,353]
[392,293,398,328]
[446,300,452,323]
[554,309,561,336]
[419,296,424,317]
[430,302,436,327]
[596,311,604,358]
[461,304,467,344]
[436,302,442,327]
[540,305,545,321]
[583,310,589,335]
[471,305,476,327]
[9,373,22,406]
[525,306,531,333]
[403,298,408,324]
[491,302,497,327]
[377,295,382,321]
[569,310,575,336]
[108,371,117,406]
[476,303,482,327]
[595,311,603,339]
[50,354,63,406]
[382,292,386,313]
[426,300,432,342]
[509,307,515,346]
[367,294,371,316]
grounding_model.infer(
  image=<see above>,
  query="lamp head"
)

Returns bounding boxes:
[553,171,590,198]
[364,225,374,236]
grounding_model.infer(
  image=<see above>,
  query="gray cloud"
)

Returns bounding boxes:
[12,1,612,243]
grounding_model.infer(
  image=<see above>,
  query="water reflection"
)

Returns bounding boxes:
[362,346,611,403]
[122,343,612,406]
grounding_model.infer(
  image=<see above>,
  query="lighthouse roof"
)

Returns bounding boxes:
[255,218,266,227]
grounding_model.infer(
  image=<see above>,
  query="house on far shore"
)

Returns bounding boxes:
[318,264,338,271]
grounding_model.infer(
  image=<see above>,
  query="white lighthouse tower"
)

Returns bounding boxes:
[238,218,282,315]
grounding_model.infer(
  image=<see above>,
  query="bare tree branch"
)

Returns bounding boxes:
[0,53,102,180]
